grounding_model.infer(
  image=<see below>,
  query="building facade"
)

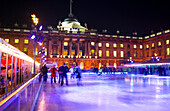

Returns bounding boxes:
[0,26,170,69]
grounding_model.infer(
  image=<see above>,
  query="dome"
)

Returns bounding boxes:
[61,16,80,26]
[63,17,78,22]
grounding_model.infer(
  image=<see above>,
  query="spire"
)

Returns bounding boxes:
[69,0,73,17]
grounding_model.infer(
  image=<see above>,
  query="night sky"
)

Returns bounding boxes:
[0,0,170,36]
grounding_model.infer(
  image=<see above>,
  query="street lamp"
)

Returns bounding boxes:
[31,14,39,74]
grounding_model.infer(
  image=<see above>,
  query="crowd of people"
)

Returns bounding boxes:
[40,63,82,86]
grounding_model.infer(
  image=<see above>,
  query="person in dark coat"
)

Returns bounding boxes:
[76,65,82,85]
[41,64,48,82]
[58,65,63,83]
[61,63,69,86]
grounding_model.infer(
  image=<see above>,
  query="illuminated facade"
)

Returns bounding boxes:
[0,25,170,69]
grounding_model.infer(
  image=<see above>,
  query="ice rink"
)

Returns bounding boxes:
[34,74,170,111]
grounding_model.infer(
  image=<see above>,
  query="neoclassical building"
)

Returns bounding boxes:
[0,15,170,69]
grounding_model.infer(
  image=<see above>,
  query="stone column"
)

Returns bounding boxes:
[95,41,98,56]
[85,40,87,56]
[69,38,72,56]
[49,39,52,56]
[57,38,60,55]
[47,38,52,58]
[77,39,80,56]
[61,40,64,56]
[88,40,91,56]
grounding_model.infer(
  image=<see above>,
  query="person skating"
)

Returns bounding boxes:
[41,64,48,82]
[48,65,58,83]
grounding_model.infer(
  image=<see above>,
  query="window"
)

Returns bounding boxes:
[64,42,68,46]
[166,40,169,44]
[5,39,9,43]
[158,41,161,46]
[167,48,170,55]
[159,50,161,56]
[152,43,154,47]
[91,42,95,46]
[64,50,68,56]
[106,43,109,47]
[140,52,143,57]
[127,51,130,57]
[24,48,28,54]
[79,50,82,56]
[127,44,130,48]
[53,41,57,44]
[99,50,102,57]
[120,44,123,48]
[98,43,102,47]
[120,51,124,57]
[147,52,149,57]
[113,51,117,57]
[91,49,95,56]
[140,45,143,49]
[53,49,57,55]
[133,45,137,48]
[24,39,29,44]
[134,52,137,57]
[113,43,117,48]
[106,50,109,57]
[15,39,19,43]
[45,48,47,55]
[146,44,149,48]
[72,50,75,55]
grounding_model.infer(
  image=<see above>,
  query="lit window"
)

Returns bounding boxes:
[91,49,95,53]
[64,42,68,46]
[99,63,102,69]
[120,51,124,57]
[5,39,9,43]
[166,40,169,44]
[91,42,95,46]
[106,63,109,67]
[24,48,28,54]
[106,50,109,57]
[113,43,117,48]
[146,44,149,48]
[106,43,109,47]
[15,39,19,43]
[134,52,137,57]
[167,48,169,55]
[79,50,82,56]
[24,39,29,44]
[152,43,154,47]
[72,50,75,55]
[120,44,123,48]
[45,48,47,55]
[99,50,102,57]
[64,50,68,56]
[158,41,161,46]
[98,43,102,47]
[133,45,137,48]
[113,51,117,57]
[114,63,117,68]
[140,45,143,49]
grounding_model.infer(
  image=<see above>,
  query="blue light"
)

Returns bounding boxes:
[39,25,43,31]
[30,34,36,39]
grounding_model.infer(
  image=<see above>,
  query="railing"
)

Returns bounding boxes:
[0,73,42,111]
